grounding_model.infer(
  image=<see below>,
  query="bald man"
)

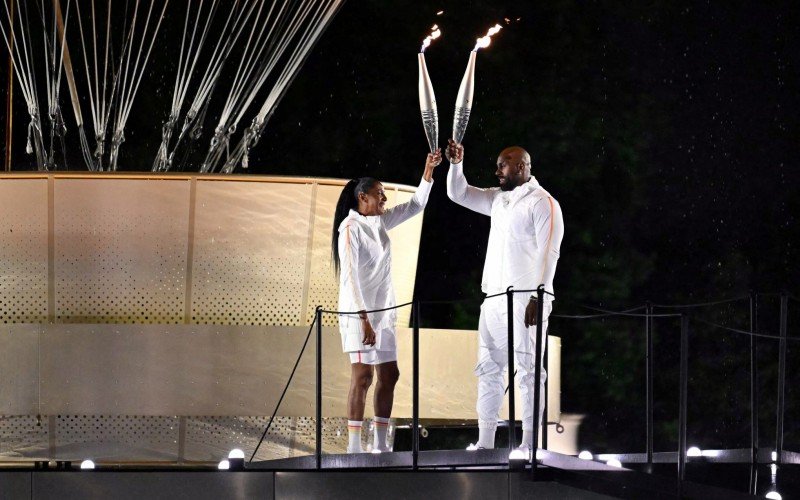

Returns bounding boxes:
[445,139,564,456]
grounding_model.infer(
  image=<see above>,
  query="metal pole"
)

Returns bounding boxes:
[750,291,759,466]
[315,306,323,470]
[750,292,759,495]
[775,293,788,465]
[4,0,14,172]
[412,300,420,470]
[542,307,549,452]
[646,301,654,467]
[531,285,545,480]
[678,314,689,491]
[506,286,516,456]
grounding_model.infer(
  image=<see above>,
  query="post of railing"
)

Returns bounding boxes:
[412,300,420,470]
[775,292,788,465]
[678,314,689,492]
[749,291,759,467]
[315,306,323,470]
[531,285,546,480]
[646,301,654,468]
[542,314,549,453]
[506,287,517,457]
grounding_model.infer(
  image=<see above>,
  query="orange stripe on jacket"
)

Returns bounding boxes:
[345,225,362,311]
[537,197,556,286]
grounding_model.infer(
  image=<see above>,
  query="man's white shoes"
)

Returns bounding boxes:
[509,443,531,461]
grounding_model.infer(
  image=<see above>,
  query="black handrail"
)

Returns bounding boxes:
[248,289,795,479]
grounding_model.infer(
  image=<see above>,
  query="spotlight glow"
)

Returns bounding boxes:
[508,448,527,461]
[228,448,245,460]
[578,451,593,460]
[766,491,782,500]
[772,451,778,462]
[687,446,702,457]
[79,459,95,470]
[218,459,230,470]
[606,458,623,468]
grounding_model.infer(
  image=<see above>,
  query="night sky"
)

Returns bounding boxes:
[2,0,799,461]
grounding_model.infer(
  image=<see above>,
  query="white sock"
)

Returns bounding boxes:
[521,429,534,448]
[477,420,497,449]
[373,416,390,451]
[347,420,363,453]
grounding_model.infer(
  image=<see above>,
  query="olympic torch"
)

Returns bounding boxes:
[418,26,441,152]
[452,24,502,144]
[452,51,476,144]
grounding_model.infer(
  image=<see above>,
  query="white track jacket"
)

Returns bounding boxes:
[337,178,433,352]
[447,162,564,299]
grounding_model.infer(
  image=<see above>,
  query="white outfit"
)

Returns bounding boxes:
[447,161,564,436]
[338,177,433,363]
[348,349,396,365]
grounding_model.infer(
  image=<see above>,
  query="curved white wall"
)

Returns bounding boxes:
[0,173,422,326]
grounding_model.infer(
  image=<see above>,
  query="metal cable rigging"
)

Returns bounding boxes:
[151,0,220,172]
[152,0,263,172]
[202,0,343,173]
[2,0,342,172]
[0,0,70,170]
[67,0,169,171]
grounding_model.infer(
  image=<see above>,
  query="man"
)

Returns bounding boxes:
[446,139,564,455]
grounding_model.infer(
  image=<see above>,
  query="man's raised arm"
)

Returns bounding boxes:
[445,139,496,216]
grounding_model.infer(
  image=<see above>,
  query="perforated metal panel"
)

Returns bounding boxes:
[386,188,421,327]
[0,174,423,327]
[53,415,180,460]
[305,184,343,327]
[54,179,190,323]
[190,181,314,325]
[0,325,40,415]
[0,415,49,457]
[183,415,335,461]
[0,179,48,323]
[0,415,368,461]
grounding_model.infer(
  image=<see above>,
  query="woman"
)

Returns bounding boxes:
[332,149,441,453]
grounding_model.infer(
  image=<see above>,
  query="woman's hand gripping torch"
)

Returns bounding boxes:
[418,26,441,153]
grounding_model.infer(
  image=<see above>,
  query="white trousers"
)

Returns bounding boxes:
[475,295,551,431]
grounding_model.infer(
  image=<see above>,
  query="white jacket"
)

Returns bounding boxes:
[447,162,563,299]
[337,177,433,352]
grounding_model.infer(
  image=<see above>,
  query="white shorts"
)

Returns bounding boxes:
[348,349,397,365]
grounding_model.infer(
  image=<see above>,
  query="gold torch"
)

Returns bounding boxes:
[418,26,441,152]
[453,24,502,144]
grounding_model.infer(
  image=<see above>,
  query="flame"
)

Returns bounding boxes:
[420,25,442,52]
[474,23,503,51]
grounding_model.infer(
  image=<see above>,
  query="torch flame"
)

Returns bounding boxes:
[474,23,503,51]
[420,25,442,53]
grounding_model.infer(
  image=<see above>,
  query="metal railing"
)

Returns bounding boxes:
[249,289,795,494]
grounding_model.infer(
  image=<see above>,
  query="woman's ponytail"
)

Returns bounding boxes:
[331,177,377,274]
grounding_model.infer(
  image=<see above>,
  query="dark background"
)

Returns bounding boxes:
[2,1,799,456]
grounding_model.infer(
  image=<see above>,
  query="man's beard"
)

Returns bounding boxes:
[499,179,516,191]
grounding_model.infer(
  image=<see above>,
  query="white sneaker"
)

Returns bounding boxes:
[509,443,531,461]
